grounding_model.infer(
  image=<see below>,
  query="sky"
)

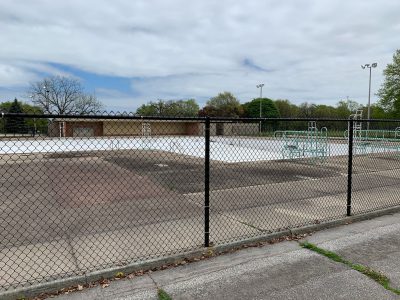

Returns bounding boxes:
[0,0,399,112]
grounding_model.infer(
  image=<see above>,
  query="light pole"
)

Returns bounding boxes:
[256,83,264,133]
[30,85,50,136]
[361,63,377,130]
[43,85,50,113]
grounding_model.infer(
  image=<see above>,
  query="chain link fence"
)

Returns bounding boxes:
[1,113,400,291]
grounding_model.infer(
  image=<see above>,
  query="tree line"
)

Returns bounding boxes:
[137,93,366,119]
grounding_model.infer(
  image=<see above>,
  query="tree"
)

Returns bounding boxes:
[28,76,103,114]
[298,102,317,118]
[136,101,160,116]
[377,49,400,117]
[137,99,199,116]
[370,104,387,119]
[200,92,243,117]
[242,98,280,118]
[274,99,300,117]
[336,99,362,117]
[313,105,337,118]
[173,99,199,116]
[0,99,48,134]
[242,98,280,132]
[4,99,24,133]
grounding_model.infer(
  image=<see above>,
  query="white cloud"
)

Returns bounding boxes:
[95,88,137,112]
[0,63,38,87]
[0,0,399,110]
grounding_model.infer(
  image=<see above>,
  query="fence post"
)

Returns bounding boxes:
[204,117,210,247]
[347,119,354,216]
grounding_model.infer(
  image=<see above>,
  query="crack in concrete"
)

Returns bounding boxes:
[299,241,400,296]
[148,273,173,300]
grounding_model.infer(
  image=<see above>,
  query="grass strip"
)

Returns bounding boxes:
[158,288,173,300]
[300,241,400,295]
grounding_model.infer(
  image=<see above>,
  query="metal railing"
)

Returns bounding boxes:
[1,113,400,292]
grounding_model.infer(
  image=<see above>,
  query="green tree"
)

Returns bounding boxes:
[298,102,316,118]
[370,104,387,119]
[137,99,199,117]
[242,97,280,132]
[4,99,24,133]
[274,99,300,117]
[313,105,337,118]
[164,99,199,116]
[21,103,47,132]
[377,49,400,117]
[0,100,47,134]
[242,98,280,118]
[200,92,243,117]
[336,99,362,118]
[137,100,164,116]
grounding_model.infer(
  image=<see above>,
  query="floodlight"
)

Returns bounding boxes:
[372,63,377,68]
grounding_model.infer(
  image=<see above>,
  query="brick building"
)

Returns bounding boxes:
[48,119,259,137]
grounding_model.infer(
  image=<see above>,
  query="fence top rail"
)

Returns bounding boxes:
[2,112,400,123]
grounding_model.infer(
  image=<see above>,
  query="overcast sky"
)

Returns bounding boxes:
[0,0,399,112]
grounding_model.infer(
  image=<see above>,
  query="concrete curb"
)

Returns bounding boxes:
[3,205,400,300]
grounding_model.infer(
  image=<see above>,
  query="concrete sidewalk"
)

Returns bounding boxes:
[52,212,400,300]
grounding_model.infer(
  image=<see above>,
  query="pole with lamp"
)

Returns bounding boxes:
[30,85,50,136]
[361,63,377,131]
[31,85,50,113]
[29,95,37,136]
[256,83,264,133]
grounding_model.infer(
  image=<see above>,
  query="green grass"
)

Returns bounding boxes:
[300,242,400,295]
[300,242,350,264]
[158,288,173,300]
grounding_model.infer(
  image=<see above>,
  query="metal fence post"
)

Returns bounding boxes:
[204,117,210,247]
[347,119,354,216]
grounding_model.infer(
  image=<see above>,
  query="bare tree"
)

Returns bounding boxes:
[28,76,103,114]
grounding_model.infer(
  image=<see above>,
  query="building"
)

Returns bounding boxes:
[48,118,259,137]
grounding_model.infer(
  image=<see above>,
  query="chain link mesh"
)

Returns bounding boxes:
[1,114,400,291]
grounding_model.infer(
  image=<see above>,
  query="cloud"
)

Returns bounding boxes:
[95,88,137,112]
[0,0,399,110]
[242,58,272,73]
[0,63,38,87]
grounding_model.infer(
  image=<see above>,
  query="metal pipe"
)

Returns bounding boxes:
[256,83,264,133]
[368,66,372,130]
[347,119,354,216]
[204,117,210,247]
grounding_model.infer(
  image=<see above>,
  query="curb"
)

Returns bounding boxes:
[3,205,400,300]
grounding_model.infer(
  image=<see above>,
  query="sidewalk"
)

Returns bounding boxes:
[53,212,400,300]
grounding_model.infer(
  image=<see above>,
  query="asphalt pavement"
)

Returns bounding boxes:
[53,211,400,300]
